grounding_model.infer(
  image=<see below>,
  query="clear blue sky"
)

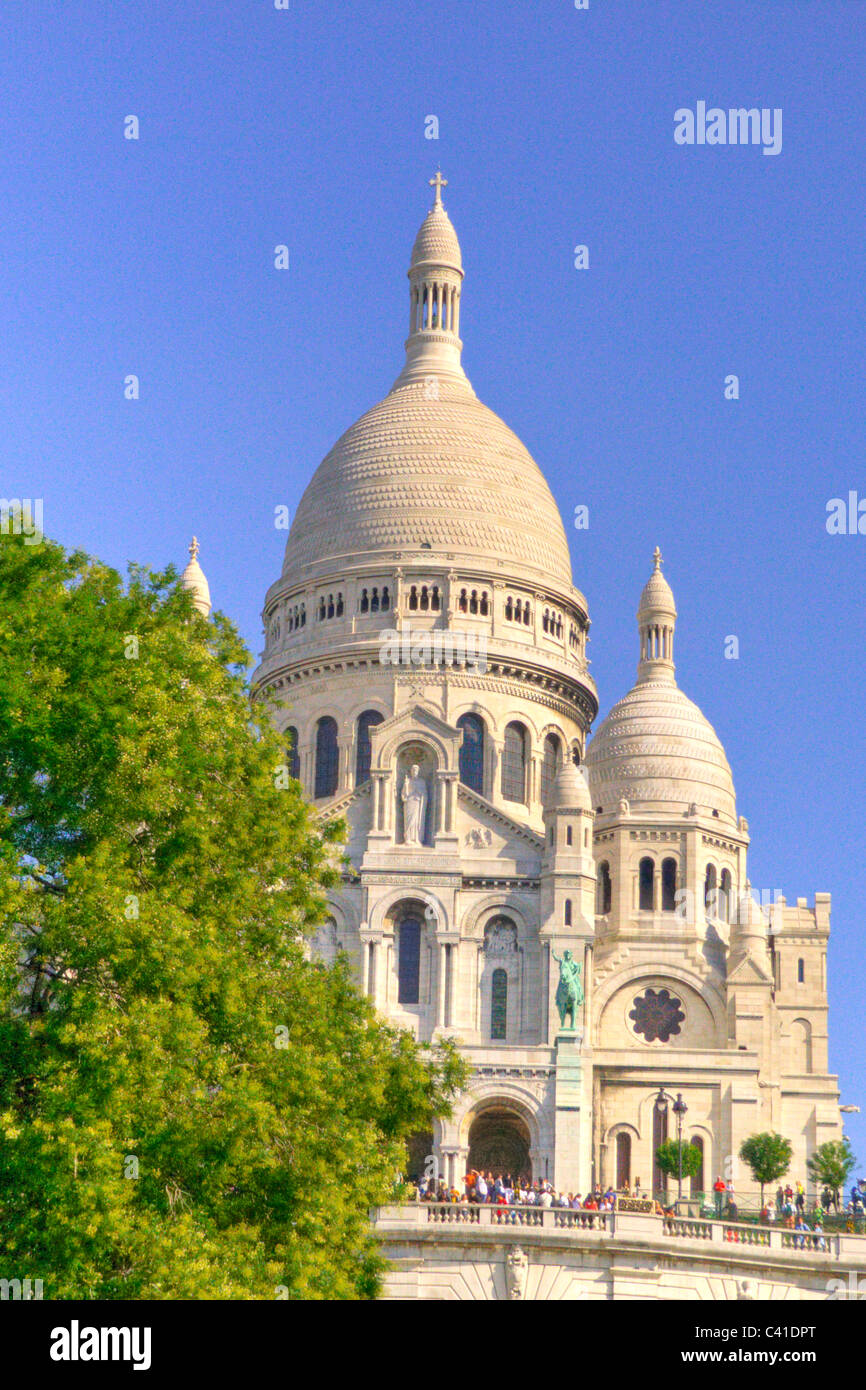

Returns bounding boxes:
[4,1,865,1169]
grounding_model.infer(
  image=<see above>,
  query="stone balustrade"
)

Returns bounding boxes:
[383,1203,866,1260]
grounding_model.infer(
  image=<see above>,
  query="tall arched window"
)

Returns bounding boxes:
[564,899,572,927]
[457,713,485,794]
[397,917,421,1005]
[598,861,612,915]
[661,857,677,912]
[501,722,527,803]
[704,863,717,915]
[616,1132,631,1191]
[314,716,339,799]
[690,1136,705,1198]
[286,726,300,781]
[491,968,507,1041]
[639,857,654,911]
[652,1101,669,1199]
[355,710,383,787]
[797,958,805,984]
[541,732,561,805]
[720,869,732,923]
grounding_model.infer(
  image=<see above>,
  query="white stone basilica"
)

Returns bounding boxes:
[244,175,842,1205]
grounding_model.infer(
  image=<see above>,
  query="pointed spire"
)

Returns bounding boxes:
[180,535,212,617]
[636,547,676,684]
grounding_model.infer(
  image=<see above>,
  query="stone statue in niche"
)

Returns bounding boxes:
[401,763,428,846]
[553,948,584,1030]
[505,1245,529,1300]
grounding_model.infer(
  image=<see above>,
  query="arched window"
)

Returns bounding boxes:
[370,587,380,613]
[564,899,572,927]
[501,722,527,803]
[652,1102,669,1199]
[491,968,507,1041]
[360,588,369,613]
[541,732,561,805]
[355,710,384,787]
[327,594,335,619]
[598,861,612,915]
[457,713,485,794]
[720,869,732,923]
[381,586,390,611]
[336,593,343,616]
[408,585,418,611]
[469,589,479,615]
[458,588,468,613]
[690,1136,705,1198]
[797,958,805,984]
[397,918,421,1005]
[704,863,717,915]
[661,857,677,912]
[639,857,654,911]
[419,585,429,611]
[616,1132,631,1191]
[480,592,489,616]
[286,726,300,781]
[566,825,573,846]
[790,1018,812,1072]
[523,604,531,626]
[431,585,440,612]
[505,597,514,621]
[314,716,339,798]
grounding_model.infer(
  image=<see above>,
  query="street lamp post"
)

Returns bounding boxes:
[655,1088,689,1206]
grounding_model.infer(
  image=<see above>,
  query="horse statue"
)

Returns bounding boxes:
[552,948,584,1030]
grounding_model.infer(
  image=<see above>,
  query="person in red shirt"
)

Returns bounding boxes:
[713,1176,726,1218]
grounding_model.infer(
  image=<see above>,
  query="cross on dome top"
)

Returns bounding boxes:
[189,536,200,561]
[652,545,662,571]
[429,170,447,206]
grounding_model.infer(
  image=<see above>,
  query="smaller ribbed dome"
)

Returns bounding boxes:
[585,554,736,824]
[180,537,211,617]
[638,546,676,620]
[548,761,592,812]
[410,174,462,272]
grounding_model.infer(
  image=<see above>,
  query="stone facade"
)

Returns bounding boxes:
[251,177,842,1211]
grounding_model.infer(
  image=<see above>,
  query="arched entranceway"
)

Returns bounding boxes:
[467,1109,531,1182]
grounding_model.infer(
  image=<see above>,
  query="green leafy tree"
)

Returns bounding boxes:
[739,1132,793,1205]
[0,532,467,1299]
[654,1139,704,1189]
[807,1139,856,1207]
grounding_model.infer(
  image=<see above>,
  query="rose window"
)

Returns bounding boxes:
[629,987,685,1043]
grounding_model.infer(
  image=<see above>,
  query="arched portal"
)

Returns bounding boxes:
[467,1108,531,1182]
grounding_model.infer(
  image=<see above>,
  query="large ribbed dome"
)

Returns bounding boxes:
[281,375,573,584]
[281,176,573,589]
[585,551,736,824]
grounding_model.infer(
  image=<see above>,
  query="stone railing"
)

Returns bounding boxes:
[422,1203,610,1231]
[663,1214,838,1255]
[378,1204,866,1261]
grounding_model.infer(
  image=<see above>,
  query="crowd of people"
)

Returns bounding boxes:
[413,1171,661,1215]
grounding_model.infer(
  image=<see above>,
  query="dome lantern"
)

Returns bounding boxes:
[399,172,467,387]
[636,546,677,686]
